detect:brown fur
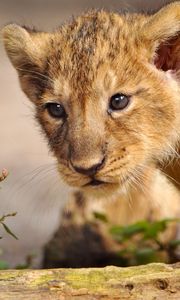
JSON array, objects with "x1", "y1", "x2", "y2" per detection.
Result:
[{"x1": 2, "y1": 2, "x2": 180, "y2": 239}]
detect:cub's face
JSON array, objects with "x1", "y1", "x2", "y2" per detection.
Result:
[{"x1": 3, "y1": 3, "x2": 180, "y2": 196}]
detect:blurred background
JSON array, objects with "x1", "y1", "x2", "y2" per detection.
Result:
[{"x1": 0, "y1": 0, "x2": 175, "y2": 267}]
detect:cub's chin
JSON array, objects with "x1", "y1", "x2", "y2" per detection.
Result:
[{"x1": 81, "y1": 181, "x2": 122, "y2": 199}]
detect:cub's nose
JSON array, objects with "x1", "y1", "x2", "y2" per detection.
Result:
[{"x1": 71, "y1": 157, "x2": 105, "y2": 176}]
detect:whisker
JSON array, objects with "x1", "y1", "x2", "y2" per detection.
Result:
[
  {"x1": 122, "y1": 176, "x2": 133, "y2": 210},
  {"x1": 15, "y1": 163, "x2": 57, "y2": 193},
  {"x1": 159, "y1": 168, "x2": 180, "y2": 187},
  {"x1": 127, "y1": 165, "x2": 150, "y2": 196}
]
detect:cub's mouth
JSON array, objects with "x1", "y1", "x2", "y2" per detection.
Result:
[
  {"x1": 82, "y1": 177, "x2": 122, "y2": 197},
  {"x1": 82, "y1": 173, "x2": 130, "y2": 190},
  {"x1": 84, "y1": 179, "x2": 105, "y2": 187},
  {"x1": 83, "y1": 178, "x2": 121, "y2": 189}
]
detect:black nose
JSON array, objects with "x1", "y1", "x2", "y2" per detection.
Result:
[{"x1": 71, "y1": 157, "x2": 105, "y2": 176}]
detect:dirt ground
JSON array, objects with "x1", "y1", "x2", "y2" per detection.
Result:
[{"x1": 0, "y1": 0, "x2": 175, "y2": 267}]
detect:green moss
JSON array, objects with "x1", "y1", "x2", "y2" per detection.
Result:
[
  {"x1": 65, "y1": 264, "x2": 177, "y2": 291},
  {"x1": 66, "y1": 269, "x2": 106, "y2": 291},
  {"x1": 29, "y1": 272, "x2": 54, "y2": 287},
  {"x1": 0, "y1": 270, "x2": 21, "y2": 281}
]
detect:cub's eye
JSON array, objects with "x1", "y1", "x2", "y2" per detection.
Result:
[
  {"x1": 45, "y1": 102, "x2": 66, "y2": 119},
  {"x1": 109, "y1": 93, "x2": 130, "y2": 111}
]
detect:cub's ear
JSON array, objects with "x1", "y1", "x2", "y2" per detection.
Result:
[
  {"x1": 2, "y1": 24, "x2": 43, "y2": 69},
  {"x1": 142, "y1": 2, "x2": 180, "y2": 75},
  {"x1": 2, "y1": 24, "x2": 51, "y2": 102}
]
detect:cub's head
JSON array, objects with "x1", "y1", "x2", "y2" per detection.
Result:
[{"x1": 2, "y1": 2, "x2": 180, "y2": 196}]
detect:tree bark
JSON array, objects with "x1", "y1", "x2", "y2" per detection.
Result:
[{"x1": 0, "y1": 263, "x2": 180, "y2": 300}]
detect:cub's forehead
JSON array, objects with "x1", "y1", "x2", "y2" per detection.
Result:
[
  {"x1": 48, "y1": 11, "x2": 122, "y2": 74},
  {"x1": 46, "y1": 11, "x2": 146, "y2": 95}
]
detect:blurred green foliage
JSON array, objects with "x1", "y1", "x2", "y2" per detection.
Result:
[{"x1": 94, "y1": 212, "x2": 180, "y2": 266}]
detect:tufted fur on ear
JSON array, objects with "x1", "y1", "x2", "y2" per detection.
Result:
[
  {"x1": 2, "y1": 24, "x2": 51, "y2": 102},
  {"x1": 142, "y1": 2, "x2": 180, "y2": 77}
]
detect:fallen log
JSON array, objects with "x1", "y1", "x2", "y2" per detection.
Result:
[{"x1": 0, "y1": 263, "x2": 180, "y2": 300}]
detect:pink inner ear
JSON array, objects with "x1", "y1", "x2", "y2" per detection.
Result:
[{"x1": 154, "y1": 35, "x2": 180, "y2": 72}]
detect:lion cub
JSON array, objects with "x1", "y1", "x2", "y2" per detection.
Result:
[{"x1": 2, "y1": 2, "x2": 180, "y2": 240}]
